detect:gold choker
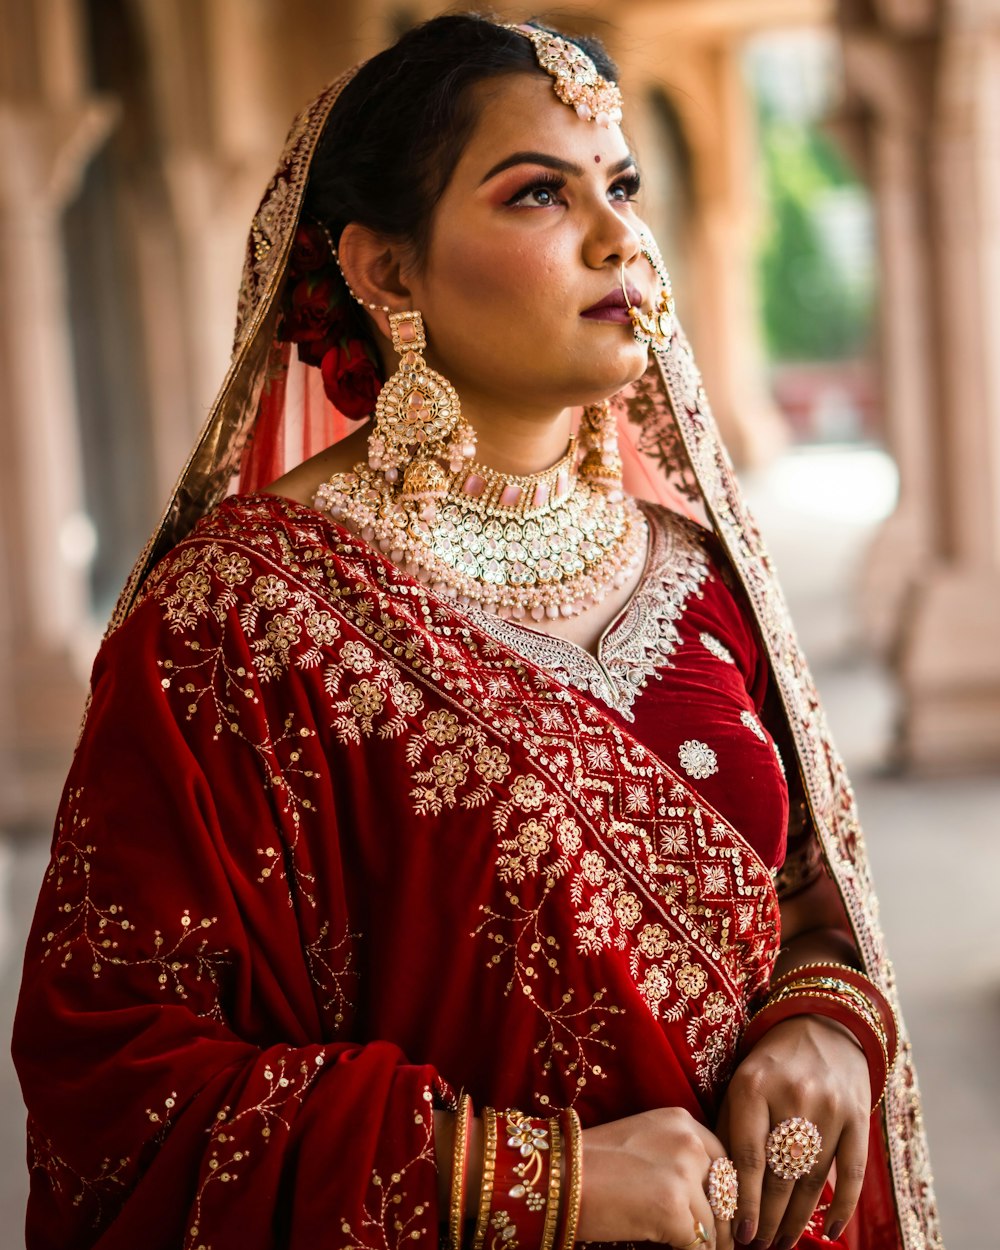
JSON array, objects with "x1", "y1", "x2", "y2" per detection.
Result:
[{"x1": 314, "y1": 441, "x2": 647, "y2": 621}]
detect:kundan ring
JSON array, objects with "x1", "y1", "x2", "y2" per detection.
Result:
[
  {"x1": 679, "y1": 1221, "x2": 710, "y2": 1249},
  {"x1": 765, "y1": 1117, "x2": 823, "y2": 1181},
  {"x1": 707, "y1": 1156, "x2": 739, "y2": 1220}
]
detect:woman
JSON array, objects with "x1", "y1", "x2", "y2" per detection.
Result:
[{"x1": 13, "y1": 15, "x2": 940, "y2": 1250}]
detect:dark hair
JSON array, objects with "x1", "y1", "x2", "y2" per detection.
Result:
[{"x1": 306, "y1": 13, "x2": 618, "y2": 262}]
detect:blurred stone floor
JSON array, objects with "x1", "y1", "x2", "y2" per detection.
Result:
[{"x1": 0, "y1": 445, "x2": 996, "y2": 1247}]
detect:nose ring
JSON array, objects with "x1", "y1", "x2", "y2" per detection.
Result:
[
  {"x1": 619, "y1": 244, "x2": 674, "y2": 348},
  {"x1": 619, "y1": 259, "x2": 637, "y2": 311}
]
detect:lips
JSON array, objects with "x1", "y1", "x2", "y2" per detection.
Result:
[{"x1": 581, "y1": 284, "x2": 643, "y2": 320}]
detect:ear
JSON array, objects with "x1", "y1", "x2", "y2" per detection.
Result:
[{"x1": 337, "y1": 222, "x2": 414, "y2": 340}]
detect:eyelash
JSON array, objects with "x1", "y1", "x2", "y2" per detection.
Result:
[{"x1": 506, "y1": 171, "x2": 642, "y2": 208}]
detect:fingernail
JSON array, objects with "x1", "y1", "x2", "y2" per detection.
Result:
[
  {"x1": 826, "y1": 1222, "x2": 845, "y2": 1242},
  {"x1": 736, "y1": 1221, "x2": 754, "y2": 1245},
  {"x1": 775, "y1": 1238, "x2": 794, "y2": 1250}
]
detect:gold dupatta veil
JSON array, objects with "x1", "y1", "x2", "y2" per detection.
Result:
[{"x1": 107, "y1": 62, "x2": 941, "y2": 1250}]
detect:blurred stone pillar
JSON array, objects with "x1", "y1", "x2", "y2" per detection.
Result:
[
  {"x1": 0, "y1": 0, "x2": 115, "y2": 829},
  {"x1": 621, "y1": 21, "x2": 788, "y2": 468},
  {"x1": 839, "y1": 26, "x2": 940, "y2": 649},
  {"x1": 842, "y1": 0, "x2": 1000, "y2": 770}
]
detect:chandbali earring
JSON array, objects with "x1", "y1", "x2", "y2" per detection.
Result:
[
  {"x1": 578, "y1": 400, "x2": 625, "y2": 499},
  {"x1": 370, "y1": 311, "x2": 477, "y2": 511},
  {"x1": 332, "y1": 247, "x2": 477, "y2": 510},
  {"x1": 621, "y1": 236, "x2": 676, "y2": 349}
]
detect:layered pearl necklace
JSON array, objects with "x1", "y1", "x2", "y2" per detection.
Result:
[{"x1": 313, "y1": 439, "x2": 647, "y2": 621}]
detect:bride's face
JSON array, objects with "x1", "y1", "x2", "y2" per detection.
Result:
[{"x1": 402, "y1": 72, "x2": 654, "y2": 417}]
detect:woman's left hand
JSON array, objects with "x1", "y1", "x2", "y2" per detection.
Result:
[{"x1": 715, "y1": 1014, "x2": 871, "y2": 1248}]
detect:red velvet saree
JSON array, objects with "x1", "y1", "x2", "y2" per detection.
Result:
[
  {"x1": 14, "y1": 52, "x2": 940, "y2": 1250},
  {"x1": 12, "y1": 494, "x2": 902, "y2": 1248}
]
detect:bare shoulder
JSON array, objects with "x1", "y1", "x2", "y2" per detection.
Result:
[{"x1": 262, "y1": 426, "x2": 370, "y2": 507}]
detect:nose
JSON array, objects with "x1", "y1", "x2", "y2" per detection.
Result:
[{"x1": 582, "y1": 198, "x2": 643, "y2": 272}]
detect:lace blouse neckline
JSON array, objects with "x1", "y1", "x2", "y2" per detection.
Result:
[{"x1": 460, "y1": 504, "x2": 710, "y2": 721}]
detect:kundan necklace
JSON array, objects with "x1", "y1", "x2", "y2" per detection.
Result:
[{"x1": 313, "y1": 433, "x2": 648, "y2": 622}]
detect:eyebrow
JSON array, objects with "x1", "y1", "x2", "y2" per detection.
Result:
[{"x1": 479, "y1": 150, "x2": 638, "y2": 185}]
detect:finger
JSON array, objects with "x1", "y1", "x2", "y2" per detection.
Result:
[
  {"x1": 673, "y1": 1200, "x2": 717, "y2": 1250},
  {"x1": 726, "y1": 1091, "x2": 770, "y2": 1245},
  {"x1": 714, "y1": 1210, "x2": 735, "y2": 1250},
  {"x1": 715, "y1": 1097, "x2": 732, "y2": 1154},
  {"x1": 695, "y1": 1195, "x2": 720, "y2": 1250},
  {"x1": 820, "y1": 1113, "x2": 870, "y2": 1242},
  {"x1": 772, "y1": 1134, "x2": 839, "y2": 1249},
  {"x1": 754, "y1": 1156, "x2": 798, "y2": 1248}
]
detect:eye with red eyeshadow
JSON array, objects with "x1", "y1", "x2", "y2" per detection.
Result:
[{"x1": 504, "y1": 170, "x2": 642, "y2": 209}]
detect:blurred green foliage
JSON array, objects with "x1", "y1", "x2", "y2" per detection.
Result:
[{"x1": 757, "y1": 110, "x2": 873, "y2": 361}]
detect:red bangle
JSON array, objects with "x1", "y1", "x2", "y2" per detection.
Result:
[
  {"x1": 768, "y1": 962, "x2": 899, "y2": 1066},
  {"x1": 739, "y1": 991, "x2": 889, "y2": 1111},
  {"x1": 490, "y1": 1110, "x2": 556, "y2": 1250}
]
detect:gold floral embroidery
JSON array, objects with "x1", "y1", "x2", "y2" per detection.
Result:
[
  {"x1": 678, "y1": 739, "x2": 718, "y2": 780},
  {"x1": 186, "y1": 1049, "x2": 335, "y2": 1250},
  {"x1": 700, "y1": 632, "x2": 735, "y2": 665},
  {"x1": 473, "y1": 882, "x2": 620, "y2": 1102},
  {"x1": 406, "y1": 714, "x2": 511, "y2": 816},
  {"x1": 326, "y1": 648, "x2": 424, "y2": 744},
  {"x1": 305, "y1": 921, "x2": 359, "y2": 1032},
  {"x1": 336, "y1": 1086, "x2": 438, "y2": 1250},
  {"x1": 28, "y1": 1128, "x2": 130, "y2": 1231},
  {"x1": 41, "y1": 788, "x2": 225, "y2": 1012}
]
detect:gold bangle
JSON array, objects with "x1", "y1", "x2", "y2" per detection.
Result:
[
  {"x1": 770, "y1": 960, "x2": 865, "y2": 985},
  {"x1": 769, "y1": 960, "x2": 900, "y2": 1067},
  {"x1": 764, "y1": 984, "x2": 888, "y2": 1057},
  {"x1": 471, "y1": 1106, "x2": 498, "y2": 1250},
  {"x1": 449, "y1": 1093, "x2": 473, "y2": 1250},
  {"x1": 540, "y1": 1116, "x2": 562, "y2": 1250},
  {"x1": 767, "y1": 979, "x2": 886, "y2": 1040},
  {"x1": 559, "y1": 1109, "x2": 583, "y2": 1250}
]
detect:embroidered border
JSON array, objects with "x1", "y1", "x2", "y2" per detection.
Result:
[{"x1": 652, "y1": 333, "x2": 942, "y2": 1250}]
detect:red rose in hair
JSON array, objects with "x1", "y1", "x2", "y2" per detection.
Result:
[
  {"x1": 295, "y1": 308, "x2": 352, "y2": 367},
  {"x1": 321, "y1": 340, "x2": 382, "y2": 420},
  {"x1": 285, "y1": 274, "x2": 341, "y2": 343},
  {"x1": 289, "y1": 222, "x2": 330, "y2": 276}
]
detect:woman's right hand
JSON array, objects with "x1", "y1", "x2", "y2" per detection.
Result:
[{"x1": 577, "y1": 1107, "x2": 734, "y2": 1250}]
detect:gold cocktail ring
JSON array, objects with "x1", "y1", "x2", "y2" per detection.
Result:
[
  {"x1": 679, "y1": 1220, "x2": 710, "y2": 1248},
  {"x1": 707, "y1": 1156, "x2": 739, "y2": 1220},
  {"x1": 765, "y1": 1117, "x2": 823, "y2": 1181}
]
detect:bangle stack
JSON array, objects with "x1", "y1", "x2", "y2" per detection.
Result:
[
  {"x1": 739, "y1": 961, "x2": 900, "y2": 1111},
  {"x1": 451, "y1": 1101, "x2": 584, "y2": 1250}
]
